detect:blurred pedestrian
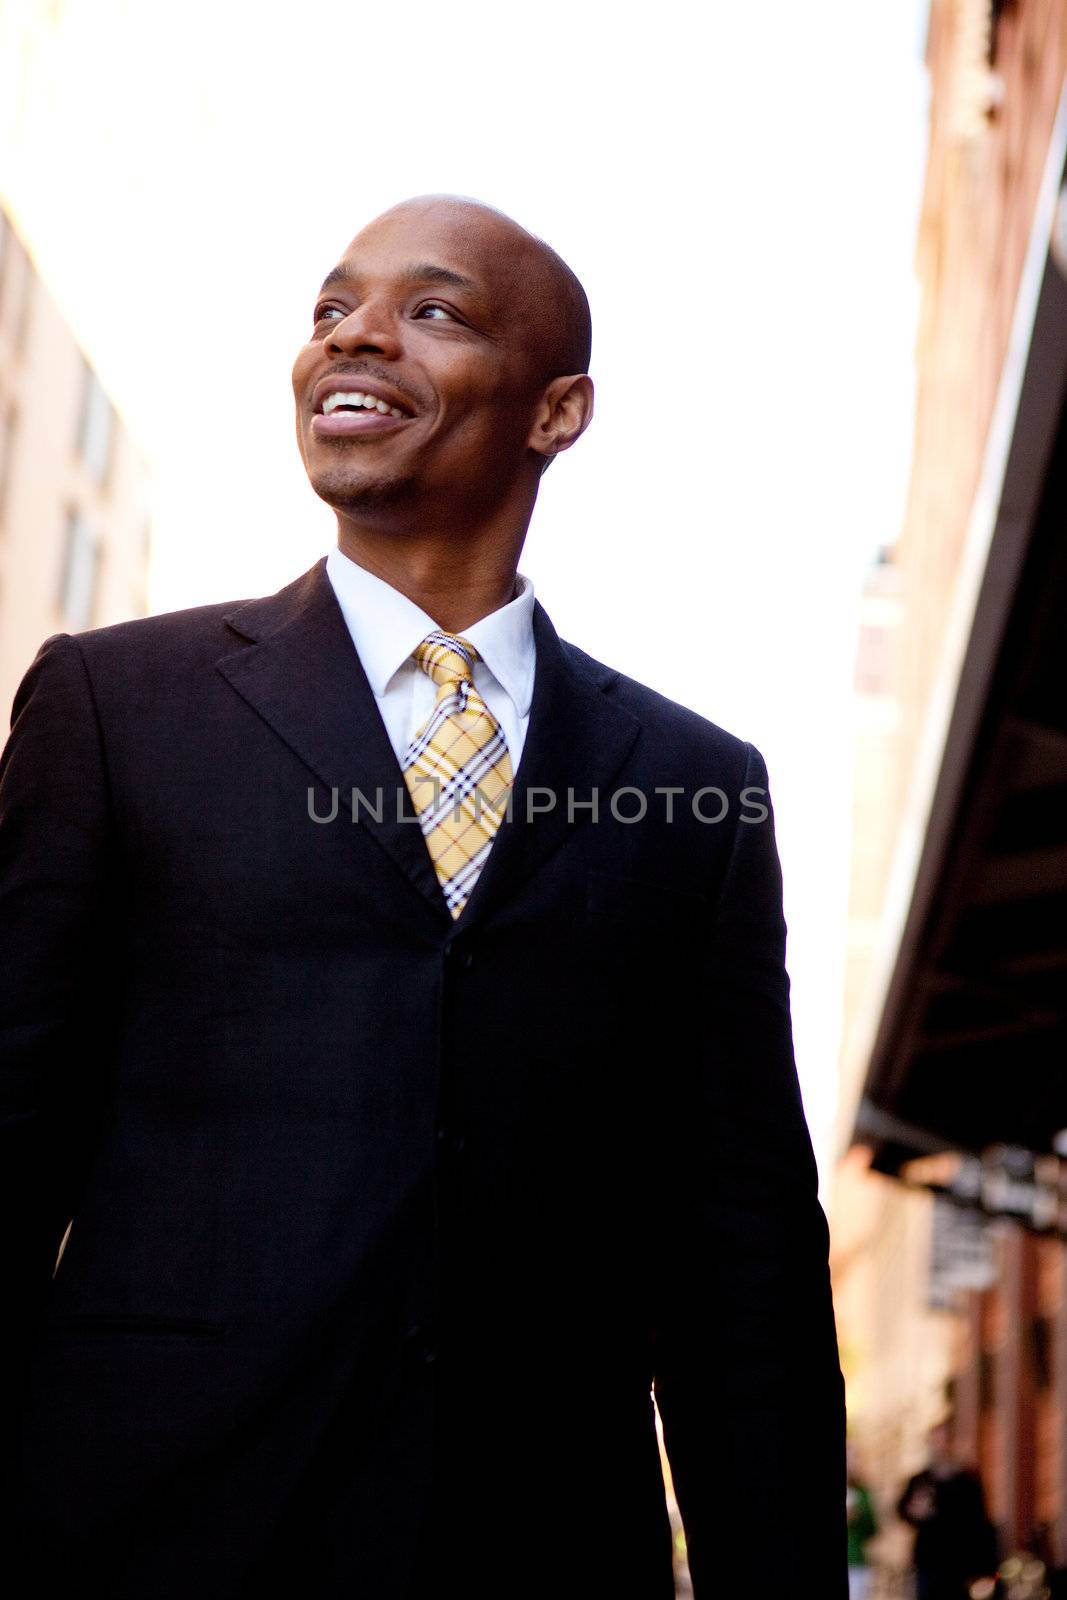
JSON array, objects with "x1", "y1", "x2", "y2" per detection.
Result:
[
  {"x1": 897, "y1": 1420, "x2": 997, "y2": 1600},
  {"x1": 846, "y1": 1445, "x2": 879, "y2": 1599}
]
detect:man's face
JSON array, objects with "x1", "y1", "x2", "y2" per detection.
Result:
[{"x1": 292, "y1": 201, "x2": 548, "y2": 521}]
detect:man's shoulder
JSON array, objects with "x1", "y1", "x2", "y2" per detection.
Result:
[
  {"x1": 74, "y1": 595, "x2": 253, "y2": 651},
  {"x1": 61, "y1": 558, "x2": 325, "y2": 666},
  {"x1": 557, "y1": 634, "x2": 757, "y2": 772},
  {"x1": 7, "y1": 592, "x2": 266, "y2": 734}
]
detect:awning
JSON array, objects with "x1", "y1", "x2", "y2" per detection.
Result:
[{"x1": 851, "y1": 137, "x2": 1067, "y2": 1176}]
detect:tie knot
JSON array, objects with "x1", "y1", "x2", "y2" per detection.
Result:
[{"x1": 413, "y1": 631, "x2": 480, "y2": 690}]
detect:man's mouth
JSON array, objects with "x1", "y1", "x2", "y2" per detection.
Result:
[
  {"x1": 309, "y1": 377, "x2": 417, "y2": 439},
  {"x1": 322, "y1": 390, "x2": 407, "y2": 420}
]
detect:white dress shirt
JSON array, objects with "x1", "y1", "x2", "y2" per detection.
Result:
[{"x1": 325, "y1": 544, "x2": 537, "y2": 771}]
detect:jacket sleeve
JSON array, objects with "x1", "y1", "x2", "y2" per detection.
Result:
[
  {"x1": 653, "y1": 741, "x2": 848, "y2": 1595},
  {"x1": 0, "y1": 633, "x2": 118, "y2": 1437}
]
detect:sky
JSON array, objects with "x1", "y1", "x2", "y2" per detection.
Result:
[{"x1": 0, "y1": 0, "x2": 931, "y2": 1183}]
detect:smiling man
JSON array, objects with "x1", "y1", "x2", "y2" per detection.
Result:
[{"x1": 0, "y1": 196, "x2": 847, "y2": 1597}]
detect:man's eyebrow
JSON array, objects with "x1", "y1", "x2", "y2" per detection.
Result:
[
  {"x1": 316, "y1": 261, "x2": 479, "y2": 297},
  {"x1": 399, "y1": 262, "x2": 478, "y2": 292},
  {"x1": 317, "y1": 265, "x2": 357, "y2": 296}
]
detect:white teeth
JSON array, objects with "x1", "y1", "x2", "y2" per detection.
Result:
[{"x1": 321, "y1": 390, "x2": 408, "y2": 417}]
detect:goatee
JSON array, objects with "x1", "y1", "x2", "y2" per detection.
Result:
[{"x1": 310, "y1": 462, "x2": 419, "y2": 515}]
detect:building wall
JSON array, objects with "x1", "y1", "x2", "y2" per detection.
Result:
[
  {"x1": 949, "y1": 1230, "x2": 1067, "y2": 1560},
  {"x1": 0, "y1": 206, "x2": 150, "y2": 720},
  {"x1": 898, "y1": 0, "x2": 1067, "y2": 783},
  {"x1": 830, "y1": 0, "x2": 1067, "y2": 1574}
]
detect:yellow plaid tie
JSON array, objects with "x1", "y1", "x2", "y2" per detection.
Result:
[{"x1": 402, "y1": 631, "x2": 514, "y2": 918}]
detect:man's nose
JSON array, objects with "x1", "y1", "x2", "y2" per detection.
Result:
[{"x1": 325, "y1": 299, "x2": 403, "y2": 360}]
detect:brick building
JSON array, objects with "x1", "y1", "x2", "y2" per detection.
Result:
[
  {"x1": 0, "y1": 204, "x2": 151, "y2": 718},
  {"x1": 831, "y1": 0, "x2": 1067, "y2": 1579}
]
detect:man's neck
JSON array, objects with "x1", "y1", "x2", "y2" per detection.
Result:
[{"x1": 336, "y1": 528, "x2": 523, "y2": 634}]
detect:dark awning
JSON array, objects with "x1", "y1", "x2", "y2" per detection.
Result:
[{"x1": 852, "y1": 182, "x2": 1067, "y2": 1177}]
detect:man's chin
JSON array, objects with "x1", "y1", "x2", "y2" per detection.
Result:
[{"x1": 308, "y1": 466, "x2": 419, "y2": 515}]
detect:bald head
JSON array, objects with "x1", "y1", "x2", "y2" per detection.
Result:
[
  {"x1": 364, "y1": 195, "x2": 592, "y2": 381},
  {"x1": 293, "y1": 192, "x2": 595, "y2": 529}
]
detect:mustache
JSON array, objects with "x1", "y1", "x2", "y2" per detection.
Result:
[{"x1": 319, "y1": 362, "x2": 425, "y2": 414}]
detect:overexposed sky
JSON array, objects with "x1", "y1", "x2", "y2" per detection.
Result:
[{"x1": 1, "y1": 0, "x2": 930, "y2": 1180}]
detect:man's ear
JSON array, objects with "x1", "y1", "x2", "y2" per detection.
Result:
[{"x1": 528, "y1": 374, "x2": 594, "y2": 471}]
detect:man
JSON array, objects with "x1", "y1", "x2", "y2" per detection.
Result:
[
  {"x1": 897, "y1": 1420, "x2": 998, "y2": 1600},
  {"x1": 0, "y1": 195, "x2": 847, "y2": 1596}
]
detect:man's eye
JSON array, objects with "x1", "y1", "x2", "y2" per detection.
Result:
[
  {"x1": 314, "y1": 305, "x2": 344, "y2": 324},
  {"x1": 415, "y1": 303, "x2": 455, "y2": 321}
]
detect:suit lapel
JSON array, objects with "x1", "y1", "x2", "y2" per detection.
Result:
[
  {"x1": 216, "y1": 557, "x2": 450, "y2": 927},
  {"x1": 453, "y1": 601, "x2": 641, "y2": 934},
  {"x1": 215, "y1": 559, "x2": 641, "y2": 936}
]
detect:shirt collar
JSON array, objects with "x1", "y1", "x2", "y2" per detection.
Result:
[
  {"x1": 325, "y1": 545, "x2": 536, "y2": 717},
  {"x1": 461, "y1": 570, "x2": 536, "y2": 719}
]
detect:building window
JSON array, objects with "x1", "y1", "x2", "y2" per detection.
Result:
[
  {"x1": 0, "y1": 222, "x2": 32, "y2": 353},
  {"x1": 76, "y1": 358, "x2": 114, "y2": 486},
  {"x1": 14, "y1": 245, "x2": 34, "y2": 355},
  {"x1": 978, "y1": 1348, "x2": 995, "y2": 1412},
  {"x1": 0, "y1": 402, "x2": 15, "y2": 529},
  {"x1": 58, "y1": 508, "x2": 100, "y2": 631},
  {"x1": 988, "y1": 0, "x2": 1014, "y2": 65},
  {"x1": 1029, "y1": 1315, "x2": 1052, "y2": 1391},
  {"x1": 949, "y1": 0, "x2": 1005, "y2": 135}
]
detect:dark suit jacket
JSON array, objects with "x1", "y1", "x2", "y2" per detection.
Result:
[
  {"x1": 898, "y1": 1467, "x2": 998, "y2": 1580},
  {"x1": 0, "y1": 556, "x2": 847, "y2": 1597}
]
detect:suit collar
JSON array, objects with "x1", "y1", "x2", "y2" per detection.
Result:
[
  {"x1": 219, "y1": 557, "x2": 449, "y2": 930},
  {"x1": 449, "y1": 599, "x2": 640, "y2": 932},
  {"x1": 221, "y1": 556, "x2": 333, "y2": 646},
  {"x1": 217, "y1": 557, "x2": 640, "y2": 934}
]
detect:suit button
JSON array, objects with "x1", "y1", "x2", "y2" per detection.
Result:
[
  {"x1": 459, "y1": 950, "x2": 474, "y2": 969},
  {"x1": 403, "y1": 1323, "x2": 437, "y2": 1364}
]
